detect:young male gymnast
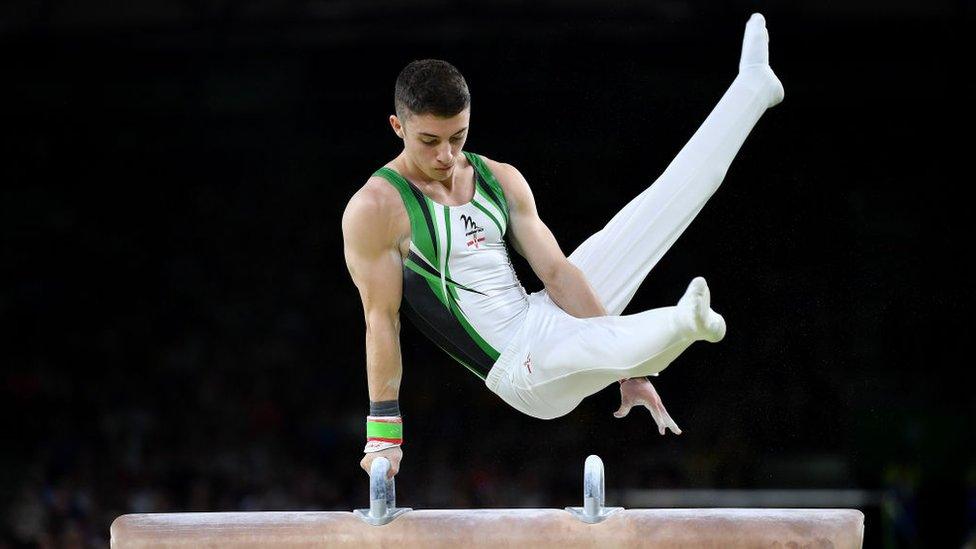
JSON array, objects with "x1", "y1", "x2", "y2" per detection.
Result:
[{"x1": 343, "y1": 13, "x2": 784, "y2": 478}]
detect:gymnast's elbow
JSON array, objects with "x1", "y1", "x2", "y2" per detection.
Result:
[
  {"x1": 364, "y1": 309, "x2": 400, "y2": 337},
  {"x1": 541, "y1": 260, "x2": 608, "y2": 318},
  {"x1": 539, "y1": 259, "x2": 582, "y2": 293}
]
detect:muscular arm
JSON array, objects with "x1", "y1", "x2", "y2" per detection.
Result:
[
  {"x1": 488, "y1": 161, "x2": 607, "y2": 319},
  {"x1": 486, "y1": 159, "x2": 678, "y2": 430},
  {"x1": 342, "y1": 184, "x2": 404, "y2": 403}
]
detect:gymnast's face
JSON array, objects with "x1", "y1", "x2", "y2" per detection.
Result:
[{"x1": 390, "y1": 108, "x2": 470, "y2": 182}]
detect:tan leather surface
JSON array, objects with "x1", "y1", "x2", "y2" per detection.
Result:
[{"x1": 111, "y1": 508, "x2": 864, "y2": 548}]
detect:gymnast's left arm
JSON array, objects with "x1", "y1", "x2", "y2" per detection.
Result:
[
  {"x1": 489, "y1": 161, "x2": 607, "y2": 319},
  {"x1": 489, "y1": 160, "x2": 681, "y2": 434}
]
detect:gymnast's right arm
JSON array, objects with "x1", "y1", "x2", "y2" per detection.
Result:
[{"x1": 342, "y1": 184, "x2": 405, "y2": 479}]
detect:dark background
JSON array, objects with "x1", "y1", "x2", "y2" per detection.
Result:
[{"x1": 2, "y1": 1, "x2": 973, "y2": 547}]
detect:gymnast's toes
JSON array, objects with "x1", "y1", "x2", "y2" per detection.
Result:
[{"x1": 703, "y1": 311, "x2": 727, "y2": 343}]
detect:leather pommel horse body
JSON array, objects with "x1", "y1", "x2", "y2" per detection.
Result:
[{"x1": 110, "y1": 456, "x2": 865, "y2": 548}]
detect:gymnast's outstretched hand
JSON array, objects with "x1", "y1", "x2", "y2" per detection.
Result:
[
  {"x1": 361, "y1": 446, "x2": 403, "y2": 480},
  {"x1": 614, "y1": 377, "x2": 682, "y2": 435}
]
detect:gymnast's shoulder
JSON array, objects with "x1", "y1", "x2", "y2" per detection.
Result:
[
  {"x1": 471, "y1": 154, "x2": 533, "y2": 204},
  {"x1": 341, "y1": 173, "x2": 407, "y2": 242}
]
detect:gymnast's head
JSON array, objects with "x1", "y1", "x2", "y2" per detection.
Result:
[{"x1": 390, "y1": 59, "x2": 470, "y2": 182}]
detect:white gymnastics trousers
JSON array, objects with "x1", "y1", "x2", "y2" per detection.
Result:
[{"x1": 485, "y1": 48, "x2": 784, "y2": 420}]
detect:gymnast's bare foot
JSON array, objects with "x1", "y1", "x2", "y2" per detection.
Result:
[
  {"x1": 614, "y1": 377, "x2": 682, "y2": 435},
  {"x1": 739, "y1": 13, "x2": 785, "y2": 108}
]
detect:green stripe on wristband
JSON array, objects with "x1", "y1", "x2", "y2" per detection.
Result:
[{"x1": 366, "y1": 420, "x2": 403, "y2": 440}]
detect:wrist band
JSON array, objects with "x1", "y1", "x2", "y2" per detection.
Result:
[
  {"x1": 364, "y1": 416, "x2": 403, "y2": 453},
  {"x1": 369, "y1": 399, "x2": 401, "y2": 416}
]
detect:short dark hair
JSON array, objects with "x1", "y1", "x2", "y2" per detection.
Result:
[{"x1": 394, "y1": 59, "x2": 470, "y2": 120}]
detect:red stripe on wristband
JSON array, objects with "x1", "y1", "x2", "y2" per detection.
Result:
[{"x1": 367, "y1": 437, "x2": 403, "y2": 444}]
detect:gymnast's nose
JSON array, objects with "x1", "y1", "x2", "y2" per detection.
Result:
[{"x1": 435, "y1": 142, "x2": 454, "y2": 164}]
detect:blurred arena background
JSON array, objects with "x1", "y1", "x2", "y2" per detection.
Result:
[{"x1": 1, "y1": 1, "x2": 973, "y2": 547}]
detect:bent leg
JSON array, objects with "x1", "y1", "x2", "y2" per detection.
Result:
[
  {"x1": 510, "y1": 278, "x2": 724, "y2": 419},
  {"x1": 568, "y1": 14, "x2": 784, "y2": 315},
  {"x1": 534, "y1": 309, "x2": 692, "y2": 396}
]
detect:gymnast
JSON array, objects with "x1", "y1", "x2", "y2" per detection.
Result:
[{"x1": 342, "y1": 13, "x2": 784, "y2": 478}]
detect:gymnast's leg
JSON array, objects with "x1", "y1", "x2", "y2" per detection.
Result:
[
  {"x1": 518, "y1": 277, "x2": 725, "y2": 419},
  {"x1": 567, "y1": 13, "x2": 784, "y2": 315},
  {"x1": 508, "y1": 15, "x2": 784, "y2": 420}
]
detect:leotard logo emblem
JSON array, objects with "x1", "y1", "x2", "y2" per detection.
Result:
[{"x1": 460, "y1": 214, "x2": 486, "y2": 249}]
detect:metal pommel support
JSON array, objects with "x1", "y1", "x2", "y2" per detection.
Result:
[
  {"x1": 566, "y1": 455, "x2": 624, "y2": 523},
  {"x1": 353, "y1": 457, "x2": 412, "y2": 526}
]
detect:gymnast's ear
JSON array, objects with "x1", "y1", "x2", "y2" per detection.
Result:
[{"x1": 389, "y1": 115, "x2": 404, "y2": 139}]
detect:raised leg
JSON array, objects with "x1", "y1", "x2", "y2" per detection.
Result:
[{"x1": 567, "y1": 13, "x2": 784, "y2": 315}]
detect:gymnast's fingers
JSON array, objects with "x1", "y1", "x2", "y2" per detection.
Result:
[{"x1": 360, "y1": 447, "x2": 403, "y2": 479}]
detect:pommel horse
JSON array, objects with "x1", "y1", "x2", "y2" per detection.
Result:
[{"x1": 111, "y1": 455, "x2": 864, "y2": 547}]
